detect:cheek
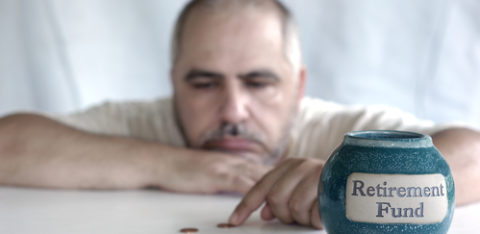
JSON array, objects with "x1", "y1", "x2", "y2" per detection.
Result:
[
  {"x1": 249, "y1": 84, "x2": 296, "y2": 143},
  {"x1": 176, "y1": 90, "x2": 220, "y2": 147}
]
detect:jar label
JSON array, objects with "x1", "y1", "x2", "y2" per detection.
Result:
[{"x1": 346, "y1": 173, "x2": 448, "y2": 224}]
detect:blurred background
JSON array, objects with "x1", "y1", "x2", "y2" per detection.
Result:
[{"x1": 1, "y1": 0, "x2": 479, "y2": 128}]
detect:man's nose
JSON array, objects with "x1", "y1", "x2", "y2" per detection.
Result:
[{"x1": 220, "y1": 85, "x2": 250, "y2": 124}]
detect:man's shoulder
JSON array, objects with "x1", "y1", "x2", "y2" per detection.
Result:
[
  {"x1": 101, "y1": 96, "x2": 172, "y2": 110},
  {"x1": 298, "y1": 96, "x2": 403, "y2": 119},
  {"x1": 78, "y1": 96, "x2": 174, "y2": 117},
  {"x1": 299, "y1": 96, "x2": 341, "y2": 111},
  {"x1": 48, "y1": 96, "x2": 177, "y2": 138}
]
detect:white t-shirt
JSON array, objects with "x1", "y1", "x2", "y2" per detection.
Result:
[{"x1": 51, "y1": 97, "x2": 453, "y2": 161}]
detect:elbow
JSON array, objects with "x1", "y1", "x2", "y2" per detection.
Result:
[
  {"x1": 432, "y1": 127, "x2": 480, "y2": 206},
  {"x1": 0, "y1": 113, "x2": 47, "y2": 154},
  {"x1": 0, "y1": 112, "x2": 52, "y2": 129}
]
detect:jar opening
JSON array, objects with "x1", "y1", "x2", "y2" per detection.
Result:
[{"x1": 344, "y1": 130, "x2": 432, "y2": 148}]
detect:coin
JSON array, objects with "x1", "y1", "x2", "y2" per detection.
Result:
[
  {"x1": 179, "y1": 227, "x2": 198, "y2": 233},
  {"x1": 217, "y1": 223, "x2": 236, "y2": 228}
]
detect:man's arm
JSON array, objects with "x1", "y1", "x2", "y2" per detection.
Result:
[
  {"x1": 432, "y1": 127, "x2": 480, "y2": 206},
  {"x1": 0, "y1": 113, "x2": 269, "y2": 193}
]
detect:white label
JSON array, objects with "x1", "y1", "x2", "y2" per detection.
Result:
[{"x1": 346, "y1": 173, "x2": 448, "y2": 224}]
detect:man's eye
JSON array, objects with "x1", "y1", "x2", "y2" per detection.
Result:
[
  {"x1": 246, "y1": 81, "x2": 269, "y2": 89},
  {"x1": 192, "y1": 82, "x2": 218, "y2": 89}
]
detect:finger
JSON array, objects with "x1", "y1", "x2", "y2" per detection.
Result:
[
  {"x1": 288, "y1": 166, "x2": 322, "y2": 226},
  {"x1": 245, "y1": 163, "x2": 273, "y2": 182},
  {"x1": 212, "y1": 163, "x2": 258, "y2": 194},
  {"x1": 260, "y1": 203, "x2": 275, "y2": 221},
  {"x1": 228, "y1": 159, "x2": 302, "y2": 226},
  {"x1": 223, "y1": 160, "x2": 272, "y2": 194},
  {"x1": 221, "y1": 176, "x2": 256, "y2": 195},
  {"x1": 310, "y1": 200, "x2": 323, "y2": 229},
  {"x1": 223, "y1": 156, "x2": 272, "y2": 183},
  {"x1": 267, "y1": 160, "x2": 318, "y2": 224}
]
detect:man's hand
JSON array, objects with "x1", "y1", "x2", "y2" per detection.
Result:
[
  {"x1": 155, "y1": 149, "x2": 272, "y2": 194},
  {"x1": 228, "y1": 158, "x2": 324, "y2": 229},
  {"x1": 432, "y1": 127, "x2": 480, "y2": 205}
]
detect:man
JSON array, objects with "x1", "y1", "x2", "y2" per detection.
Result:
[{"x1": 0, "y1": 0, "x2": 479, "y2": 230}]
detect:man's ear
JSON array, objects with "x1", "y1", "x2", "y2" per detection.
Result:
[{"x1": 297, "y1": 65, "x2": 307, "y2": 104}]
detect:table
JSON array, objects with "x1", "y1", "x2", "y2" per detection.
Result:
[{"x1": 1, "y1": 187, "x2": 479, "y2": 233}]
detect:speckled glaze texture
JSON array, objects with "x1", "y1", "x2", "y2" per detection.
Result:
[{"x1": 318, "y1": 130, "x2": 455, "y2": 234}]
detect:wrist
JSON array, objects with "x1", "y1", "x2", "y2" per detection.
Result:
[{"x1": 135, "y1": 143, "x2": 179, "y2": 189}]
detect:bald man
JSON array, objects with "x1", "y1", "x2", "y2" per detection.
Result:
[{"x1": 1, "y1": 0, "x2": 479, "y2": 229}]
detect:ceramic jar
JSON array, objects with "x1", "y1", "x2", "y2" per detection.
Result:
[{"x1": 318, "y1": 130, "x2": 454, "y2": 234}]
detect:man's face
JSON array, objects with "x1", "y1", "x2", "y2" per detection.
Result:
[{"x1": 171, "y1": 9, "x2": 304, "y2": 164}]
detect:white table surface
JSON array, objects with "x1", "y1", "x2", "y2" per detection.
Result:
[{"x1": 1, "y1": 187, "x2": 479, "y2": 234}]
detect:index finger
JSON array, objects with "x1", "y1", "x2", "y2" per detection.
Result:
[{"x1": 228, "y1": 159, "x2": 302, "y2": 225}]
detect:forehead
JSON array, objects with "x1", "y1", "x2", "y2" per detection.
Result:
[{"x1": 176, "y1": 7, "x2": 289, "y2": 72}]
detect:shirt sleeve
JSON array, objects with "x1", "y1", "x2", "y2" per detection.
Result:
[
  {"x1": 45, "y1": 98, "x2": 185, "y2": 147},
  {"x1": 289, "y1": 97, "x2": 463, "y2": 160}
]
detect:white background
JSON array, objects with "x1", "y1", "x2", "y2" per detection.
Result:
[{"x1": 1, "y1": 0, "x2": 479, "y2": 128}]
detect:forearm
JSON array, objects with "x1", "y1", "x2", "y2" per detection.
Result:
[
  {"x1": 0, "y1": 113, "x2": 168, "y2": 189},
  {"x1": 432, "y1": 127, "x2": 480, "y2": 206}
]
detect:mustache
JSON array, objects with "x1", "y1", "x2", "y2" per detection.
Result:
[{"x1": 201, "y1": 123, "x2": 265, "y2": 144}]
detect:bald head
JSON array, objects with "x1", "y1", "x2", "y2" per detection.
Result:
[{"x1": 170, "y1": 0, "x2": 302, "y2": 71}]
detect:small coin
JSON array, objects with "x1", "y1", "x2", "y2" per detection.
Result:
[
  {"x1": 179, "y1": 227, "x2": 198, "y2": 233},
  {"x1": 217, "y1": 223, "x2": 236, "y2": 228}
]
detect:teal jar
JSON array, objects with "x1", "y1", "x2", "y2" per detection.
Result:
[{"x1": 318, "y1": 130, "x2": 454, "y2": 234}]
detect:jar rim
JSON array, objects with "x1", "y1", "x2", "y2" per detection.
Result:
[{"x1": 344, "y1": 130, "x2": 433, "y2": 148}]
